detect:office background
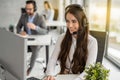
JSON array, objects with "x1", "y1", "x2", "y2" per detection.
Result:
[
  {"x1": 0, "y1": 0, "x2": 59, "y2": 28},
  {"x1": 0, "y1": 0, "x2": 120, "y2": 69},
  {"x1": 0, "y1": 0, "x2": 120, "y2": 79}
]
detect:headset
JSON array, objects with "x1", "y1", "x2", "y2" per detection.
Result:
[
  {"x1": 26, "y1": 0, "x2": 37, "y2": 12},
  {"x1": 65, "y1": 4, "x2": 88, "y2": 35},
  {"x1": 65, "y1": 4, "x2": 83, "y2": 12}
]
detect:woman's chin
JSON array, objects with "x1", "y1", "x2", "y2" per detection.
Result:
[{"x1": 70, "y1": 32, "x2": 73, "y2": 34}]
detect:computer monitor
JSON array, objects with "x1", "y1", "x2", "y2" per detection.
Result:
[{"x1": 0, "y1": 29, "x2": 27, "y2": 80}]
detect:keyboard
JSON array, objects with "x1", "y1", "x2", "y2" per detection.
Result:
[
  {"x1": 27, "y1": 38, "x2": 35, "y2": 41},
  {"x1": 27, "y1": 77, "x2": 41, "y2": 80}
]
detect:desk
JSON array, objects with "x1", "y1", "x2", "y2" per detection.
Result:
[
  {"x1": 18, "y1": 34, "x2": 52, "y2": 66},
  {"x1": 28, "y1": 71, "x2": 120, "y2": 80},
  {"x1": 46, "y1": 21, "x2": 66, "y2": 26},
  {"x1": 26, "y1": 35, "x2": 51, "y2": 46},
  {"x1": 46, "y1": 21, "x2": 66, "y2": 33},
  {"x1": 55, "y1": 74, "x2": 78, "y2": 80},
  {"x1": 27, "y1": 35, "x2": 51, "y2": 66},
  {"x1": 109, "y1": 72, "x2": 120, "y2": 80},
  {"x1": 55, "y1": 72, "x2": 120, "y2": 80}
]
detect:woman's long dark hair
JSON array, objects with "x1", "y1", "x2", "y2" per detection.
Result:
[{"x1": 58, "y1": 4, "x2": 89, "y2": 74}]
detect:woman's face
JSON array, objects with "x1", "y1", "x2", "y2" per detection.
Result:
[
  {"x1": 66, "y1": 13, "x2": 79, "y2": 34},
  {"x1": 44, "y1": 3, "x2": 48, "y2": 9}
]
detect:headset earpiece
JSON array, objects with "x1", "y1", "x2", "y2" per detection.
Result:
[{"x1": 33, "y1": 1, "x2": 37, "y2": 12}]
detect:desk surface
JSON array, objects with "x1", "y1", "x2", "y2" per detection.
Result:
[
  {"x1": 34, "y1": 72, "x2": 120, "y2": 80},
  {"x1": 46, "y1": 21, "x2": 66, "y2": 26},
  {"x1": 17, "y1": 34, "x2": 52, "y2": 46},
  {"x1": 55, "y1": 72, "x2": 120, "y2": 80},
  {"x1": 45, "y1": 73, "x2": 119, "y2": 80},
  {"x1": 26, "y1": 35, "x2": 52, "y2": 46},
  {"x1": 109, "y1": 72, "x2": 120, "y2": 80},
  {"x1": 17, "y1": 34, "x2": 51, "y2": 66},
  {"x1": 55, "y1": 74, "x2": 78, "y2": 80}
]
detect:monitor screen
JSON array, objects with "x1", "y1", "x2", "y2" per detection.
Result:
[{"x1": 0, "y1": 29, "x2": 27, "y2": 80}]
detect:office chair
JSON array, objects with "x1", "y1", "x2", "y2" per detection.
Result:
[{"x1": 90, "y1": 30, "x2": 107, "y2": 63}]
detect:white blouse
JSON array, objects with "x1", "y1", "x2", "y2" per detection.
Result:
[
  {"x1": 41, "y1": 9, "x2": 54, "y2": 21},
  {"x1": 46, "y1": 33, "x2": 98, "y2": 80}
]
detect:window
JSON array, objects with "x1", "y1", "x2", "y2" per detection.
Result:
[
  {"x1": 107, "y1": 0, "x2": 120, "y2": 67},
  {"x1": 87, "y1": 0, "x2": 120, "y2": 68},
  {"x1": 87, "y1": 0, "x2": 107, "y2": 31}
]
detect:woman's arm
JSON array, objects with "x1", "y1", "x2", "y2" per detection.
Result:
[{"x1": 46, "y1": 34, "x2": 65, "y2": 76}]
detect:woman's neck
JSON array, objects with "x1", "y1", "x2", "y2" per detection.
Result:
[
  {"x1": 45, "y1": 7, "x2": 49, "y2": 10},
  {"x1": 73, "y1": 35, "x2": 77, "y2": 39}
]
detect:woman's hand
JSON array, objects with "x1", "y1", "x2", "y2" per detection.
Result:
[{"x1": 44, "y1": 75, "x2": 55, "y2": 80}]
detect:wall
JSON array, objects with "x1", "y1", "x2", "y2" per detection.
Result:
[
  {"x1": 0, "y1": 0, "x2": 59, "y2": 29},
  {"x1": 0, "y1": 0, "x2": 25, "y2": 28}
]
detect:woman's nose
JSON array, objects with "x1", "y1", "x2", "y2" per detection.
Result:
[{"x1": 68, "y1": 22, "x2": 73, "y2": 28}]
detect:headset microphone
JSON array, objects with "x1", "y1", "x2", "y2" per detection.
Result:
[{"x1": 72, "y1": 31, "x2": 77, "y2": 35}]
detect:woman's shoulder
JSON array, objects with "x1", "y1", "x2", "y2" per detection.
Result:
[
  {"x1": 55, "y1": 33, "x2": 65, "y2": 45},
  {"x1": 57, "y1": 33, "x2": 65, "y2": 40},
  {"x1": 88, "y1": 34, "x2": 97, "y2": 45},
  {"x1": 58, "y1": 33, "x2": 65, "y2": 40}
]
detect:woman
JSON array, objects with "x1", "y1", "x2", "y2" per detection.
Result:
[
  {"x1": 42, "y1": 1, "x2": 54, "y2": 21},
  {"x1": 45, "y1": 4, "x2": 98, "y2": 80}
]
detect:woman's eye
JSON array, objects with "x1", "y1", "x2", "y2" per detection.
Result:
[
  {"x1": 66, "y1": 20, "x2": 69, "y2": 23},
  {"x1": 72, "y1": 20, "x2": 77, "y2": 23}
]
